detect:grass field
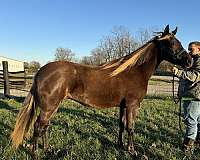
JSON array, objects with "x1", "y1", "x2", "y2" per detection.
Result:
[{"x1": 0, "y1": 96, "x2": 200, "y2": 160}]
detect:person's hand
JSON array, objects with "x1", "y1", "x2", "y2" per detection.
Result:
[{"x1": 172, "y1": 67, "x2": 179, "y2": 75}]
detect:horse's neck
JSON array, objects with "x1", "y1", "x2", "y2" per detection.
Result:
[{"x1": 142, "y1": 46, "x2": 159, "y2": 80}]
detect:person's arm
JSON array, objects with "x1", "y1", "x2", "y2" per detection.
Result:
[
  {"x1": 173, "y1": 58, "x2": 200, "y2": 83},
  {"x1": 175, "y1": 69, "x2": 200, "y2": 83}
]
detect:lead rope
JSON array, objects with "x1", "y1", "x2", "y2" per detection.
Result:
[
  {"x1": 172, "y1": 74, "x2": 180, "y2": 104},
  {"x1": 172, "y1": 74, "x2": 184, "y2": 136}
]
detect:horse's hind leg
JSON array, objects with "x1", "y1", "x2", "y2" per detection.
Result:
[
  {"x1": 31, "y1": 117, "x2": 39, "y2": 152},
  {"x1": 32, "y1": 106, "x2": 59, "y2": 153},
  {"x1": 118, "y1": 99, "x2": 126, "y2": 148},
  {"x1": 42, "y1": 121, "x2": 50, "y2": 150}
]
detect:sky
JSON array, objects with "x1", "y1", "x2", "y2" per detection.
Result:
[{"x1": 0, "y1": 0, "x2": 200, "y2": 65}]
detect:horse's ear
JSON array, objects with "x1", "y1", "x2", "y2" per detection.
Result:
[
  {"x1": 172, "y1": 27, "x2": 178, "y2": 35},
  {"x1": 163, "y1": 25, "x2": 170, "y2": 35}
]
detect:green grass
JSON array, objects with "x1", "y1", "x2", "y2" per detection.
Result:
[{"x1": 0, "y1": 96, "x2": 200, "y2": 160}]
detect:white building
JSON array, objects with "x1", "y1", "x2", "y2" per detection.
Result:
[{"x1": 0, "y1": 56, "x2": 24, "y2": 72}]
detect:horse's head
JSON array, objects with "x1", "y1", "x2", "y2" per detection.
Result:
[{"x1": 157, "y1": 25, "x2": 192, "y2": 68}]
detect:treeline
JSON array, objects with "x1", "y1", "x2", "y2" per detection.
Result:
[
  {"x1": 24, "y1": 61, "x2": 41, "y2": 74},
  {"x1": 25, "y1": 26, "x2": 172, "y2": 74},
  {"x1": 57, "y1": 26, "x2": 154, "y2": 65}
]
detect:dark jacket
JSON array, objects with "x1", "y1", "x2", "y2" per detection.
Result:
[{"x1": 177, "y1": 55, "x2": 200, "y2": 100}]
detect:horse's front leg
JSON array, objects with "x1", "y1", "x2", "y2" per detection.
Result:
[
  {"x1": 126, "y1": 105, "x2": 134, "y2": 152},
  {"x1": 126, "y1": 102, "x2": 139, "y2": 155},
  {"x1": 118, "y1": 99, "x2": 126, "y2": 148}
]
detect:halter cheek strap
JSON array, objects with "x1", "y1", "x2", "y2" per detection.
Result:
[{"x1": 176, "y1": 48, "x2": 187, "y2": 59}]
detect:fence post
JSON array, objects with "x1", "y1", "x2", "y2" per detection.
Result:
[
  {"x1": 24, "y1": 63, "x2": 26, "y2": 87},
  {"x1": 3, "y1": 61, "x2": 10, "y2": 98}
]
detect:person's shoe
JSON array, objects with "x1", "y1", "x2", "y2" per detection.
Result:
[{"x1": 182, "y1": 138, "x2": 194, "y2": 154}]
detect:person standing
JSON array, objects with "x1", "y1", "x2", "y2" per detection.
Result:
[{"x1": 172, "y1": 41, "x2": 200, "y2": 153}]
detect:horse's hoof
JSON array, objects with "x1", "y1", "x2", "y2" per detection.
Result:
[
  {"x1": 128, "y1": 145, "x2": 138, "y2": 157},
  {"x1": 26, "y1": 143, "x2": 34, "y2": 151},
  {"x1": 43, "y1": 145, "x2": 49, "y2": 151},
  {"x1": 31, "y1": 151, "x2": 38, "y2": 160},
  {"x1": 129, "y1": 150, "x2": 138, "y2": 157}
]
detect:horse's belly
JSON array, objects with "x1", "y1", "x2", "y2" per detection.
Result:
[
  {"x1": 85, "y1": 91, "x2": 121, "y2": 108},
  {"x1": 70, "y1": 91, "x2": 120, "y2": 108}
]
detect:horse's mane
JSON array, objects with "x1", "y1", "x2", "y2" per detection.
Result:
[
  {"x1": 102, "y1": 40, "x2": 154, "y2": 70},
  {"x1": 102, "y1": 37, "x2": 158, "y2": 76}
]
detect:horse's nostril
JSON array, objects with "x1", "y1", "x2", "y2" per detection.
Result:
[{"x1": 186, "y1": 59, "x2": 193, "y2": 68}]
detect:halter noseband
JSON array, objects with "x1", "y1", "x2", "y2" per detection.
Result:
[{"x1": 175, "y1": 48, "x2": 187, "y2": 59}]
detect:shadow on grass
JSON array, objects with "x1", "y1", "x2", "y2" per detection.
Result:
[
  {"x1": 0, "y1": 99, "x2": 19, "y2": 114},
  {"x1": 0, "y1": 95, "x2": 25, "y2": 114},
  {"x1": 0, "y1": 93, "x2": 25, "y2": 102},
  {"x1": 11, "y1": 96, "x2": 25, "y2": 103},
  {"x1": 58, "y1": 107, "x2": 118, "y2": 130},
  {"x1": 43, "y1": 131, "x2": 127, "y2": 160},
  {"x1": 48, "y1": 104, "x2": 185, "y2": 159},
  {"x1": 5, "y1": 98, "x2": 185, "y2": 159},
  {"x1": 0, "y1": 121, "x2": 13, "y2": 145},
  {"x1": 134, "y1": 114, "x2": 184, "y2": 159},
  {"x1": 42, "y1": 106, "x2": 124, "y2": 159}
]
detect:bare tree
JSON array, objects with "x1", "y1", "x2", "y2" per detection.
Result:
[
  {"x1": 90, "y1": 48, "x2": 105, "y2": 65},
  {"x1": 100, "y1": 36, "x2": 114, "y2": 62},
  {"x1": 80, "y1": 48, "x2": 105, "y2": 65},
  {"x1": 111, "y1": 26, "x2": 139, "y2": 58},
  {"x1": 99, "y1": 26, "x2": 139, "y2": 62},
  {"x1": 136, "y1": 26, "x2": 158, "y2": 45},
  {"x1": 81, "y1": 26, "x2": 156, "y2": 66},
  {"x1": 81, "y1": 56, "x2": 94, "y2": 65},
  {"x1": 54, "y1": 47, "x2": 75, "y2": 61},
  {"x1": 28, "y1": 61, "x2": 41, "y2": 73}
]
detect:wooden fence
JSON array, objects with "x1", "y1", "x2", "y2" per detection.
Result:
[{"x1": 0, "y1": 61, "x2": 33, "y2": 97}]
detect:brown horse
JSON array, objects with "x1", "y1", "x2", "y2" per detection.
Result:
[{"x1": 11, "y1": 25, "x2": 192, "y2": 154}]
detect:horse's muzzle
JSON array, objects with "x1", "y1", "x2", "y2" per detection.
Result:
[{"x1": 185, "y1": 56, "x2": 193, "y2": 68}]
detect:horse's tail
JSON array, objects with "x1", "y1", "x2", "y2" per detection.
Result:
[{"x1": 11, "y1": 80, "x2": 38, "y2": 149}]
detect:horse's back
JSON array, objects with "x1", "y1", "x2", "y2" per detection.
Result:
[{"x1": 34, "y1": 61, "x2": 98, "y2": 104}]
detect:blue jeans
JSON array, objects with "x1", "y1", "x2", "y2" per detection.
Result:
[{"x1": 183, "y1": 100, "x2": 200, "y2": 140}]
